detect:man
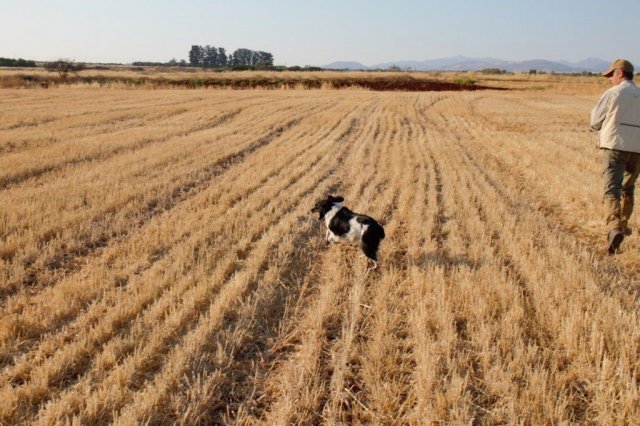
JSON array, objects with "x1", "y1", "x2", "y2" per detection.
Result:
[{"x1": 590, "y1": 59, "x2": 640, "y2": 254}]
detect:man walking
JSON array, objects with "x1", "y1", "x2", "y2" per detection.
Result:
[{"x1": 591, "y1": 59, "x2": 640, "y2": 254}]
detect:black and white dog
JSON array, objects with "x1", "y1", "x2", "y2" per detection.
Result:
[{"x1": 311, "y1": 195, "x2": 385, "y2": 267}]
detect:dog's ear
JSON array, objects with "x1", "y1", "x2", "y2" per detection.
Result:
[{"x1": 329, "y1": 195, "x2": 344, "y2": 203}]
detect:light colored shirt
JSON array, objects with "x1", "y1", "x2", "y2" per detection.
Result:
[{"x1": 590, "y1": 80, "x2": 640, "y2": 153}]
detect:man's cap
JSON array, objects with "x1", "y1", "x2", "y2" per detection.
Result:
[{"x1": 602, "y1": 59, "x2": 634, "y2": 77}]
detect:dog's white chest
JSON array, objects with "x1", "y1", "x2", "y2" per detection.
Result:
[{"x1": 323, "y1": 205, "x2": 341, "y2": 228}]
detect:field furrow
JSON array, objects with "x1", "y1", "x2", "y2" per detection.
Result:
[
  {"x1": 0, "y1": 96, "x2": 335, "y2": 304},
  {"x1": 423, "y1": 94, "x2": 640, "y2": 422},
  {"x1": 1, "y1": 86, "x2": 638, "y2": 424},
  {"x1": 0, "y1": 96, "x2": 354, "y2": 365},
  {"x1": 245, "y1": 96, "x2": 397, "y2": 425},
  {"x1": 3, "y1": 96, "x2": 369, "y2": 425}
]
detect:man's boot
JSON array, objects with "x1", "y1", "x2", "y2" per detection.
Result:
[
  {"x1": 605, "y1": 197, "x2": 624, "y2": 254},
  {"x1": 621, "y1": 195, "x2": 634, "y2": 236}
]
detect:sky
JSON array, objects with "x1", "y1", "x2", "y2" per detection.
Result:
[{"x1": 2, "y1": 0, "x2": 639, "y2": 67}]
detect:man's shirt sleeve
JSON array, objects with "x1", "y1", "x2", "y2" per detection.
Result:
[{"x1": 590, "y1": 91, "x2": 611, "y2": 131}]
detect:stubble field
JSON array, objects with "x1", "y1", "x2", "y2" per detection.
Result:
[{"x1": 1, "y1": 76, "x2": 639, "y2": 424}]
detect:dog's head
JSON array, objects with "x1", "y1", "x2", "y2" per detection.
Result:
[{"x1": 311, "y1": 195, "x2": 344, "y2": 219}]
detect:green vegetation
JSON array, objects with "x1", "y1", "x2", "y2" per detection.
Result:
[
  {"x1": 188, "y1": 45, "x2": 274, "y2": 70},
  {"x1": 453, "y1": 77, "x2": 476, "y2": 85},
  {"x1": 133, "y1": 59, "x2": 188, "y2": 67},
  {"x1": 0, "y1": 57, "x2": 37, "y2": 67},
  {"x1": 480, "y1": 68, "x2": 507, "y2": 74}
]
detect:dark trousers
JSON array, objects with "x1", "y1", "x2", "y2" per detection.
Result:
[{"x1": 602, "y1": 148, "x2": 640, "y2": 200}]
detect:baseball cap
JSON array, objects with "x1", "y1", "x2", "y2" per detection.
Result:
[{"x1": 602, "y1": 59, "x2": 634, "y2": 77}]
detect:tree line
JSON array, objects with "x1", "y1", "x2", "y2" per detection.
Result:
[
  {"x1": 188, "y1": 45, "x2": 274, "y2": 69},
  {"x1": 0, "y1": 57, "x2": 37, "y2": 67}
]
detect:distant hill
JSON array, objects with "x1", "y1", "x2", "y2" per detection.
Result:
[
  {"x1": 374, "y1": 55, "x2": 503, "y2": 71},
  {"x1": 502, "y1": 59, "x2": 576, "y2": 73},
  {"x1": 323, "y1": 61, "x2": 369, "y2": 70},
  {"x1": 558, "y1": 57, "x2": 610, "y2": 72},
  {"x1": 323, "y1": 56, "x2": 611, "y2": 73}
]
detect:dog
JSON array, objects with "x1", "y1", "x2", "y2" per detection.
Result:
[{"x1": 311, "y1": 195, "x2": 385, "y2": 267}]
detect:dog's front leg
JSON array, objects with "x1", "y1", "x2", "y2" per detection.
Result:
[
  {"x1": 326, "y1": 230, "x2": 340, "y2": 244},
  {"x1": 325, "y1": 229, "x2": 332, "y2": 244}
]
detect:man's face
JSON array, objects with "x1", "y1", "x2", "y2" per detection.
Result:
[{"x1": 609, "y1": 69, "x2": 625, "y2": 86}]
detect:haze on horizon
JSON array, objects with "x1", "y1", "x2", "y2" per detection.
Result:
[{"x1": 1, "y1": 0, "x2": 639, "y2": 67}]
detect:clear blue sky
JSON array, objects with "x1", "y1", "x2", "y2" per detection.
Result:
[{"x1": 2, "y1": 0, "x2": 639, "y2": 67}]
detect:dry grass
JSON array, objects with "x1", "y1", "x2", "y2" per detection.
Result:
[
  {"x1": 0, "y1": 66, "x2": 614, "y2": 94},
  {"x1": 0, "y1": 74, "x2": 639, "y2": 424}
]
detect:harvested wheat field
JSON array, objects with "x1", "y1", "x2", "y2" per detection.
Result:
[{"x1": 1, "y1": 83, "x2": 639, "y2": 424}]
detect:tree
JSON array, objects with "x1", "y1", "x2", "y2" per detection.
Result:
[
  {"x1": 44, "y1": 59, "x2": 85, "y2": 79},
  {"x1": 188, "y1": 45, "x2": 204, "y2": 67},
  {"x1": 203, "y1": 45, "x2": 217, "y2": 68},
  {"x1": 230, "y1": 48, "x2": 253, "y2": 67},
  {"x1": 188, "y1": 45, "x2": 272, "y2": 69},
  {"x1": 254, "y1": 51, "x2": 274, "y2": 68},
  {"x1": 0, "y1": 57, "x2": 37, "y2": 67},
  {"x1": 217, "y1": 47, "x2": 227, "y2": 67}
]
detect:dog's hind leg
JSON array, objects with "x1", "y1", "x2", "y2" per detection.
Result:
[
  {"x1": 361, "y1": 241, "x2": 379, "y2": 266},
  {"x1": 361, "y1": 228, "x2": 381, "y2": 263},
  {"x1": 368, "y1": 259, "x2": 378, "y2": 270}
]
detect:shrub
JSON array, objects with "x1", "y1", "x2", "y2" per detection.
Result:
[
  {"x1": 453, "y1": 77, "x2": 476, "y2": 85},
  {"x1": 44, "y1": 60, "x2": 85, "y2": 79},
  {"x1": 480, "y1": 68, "x2": 507, "y2": 75}
]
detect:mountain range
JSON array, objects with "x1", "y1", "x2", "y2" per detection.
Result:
[{"x1": 323, "y1": 55, "x2": 611, "y2": 73}]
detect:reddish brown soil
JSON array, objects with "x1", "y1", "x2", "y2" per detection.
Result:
[{"x1": 330, "y1": 78, "x2": 502, "y2": 91}]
